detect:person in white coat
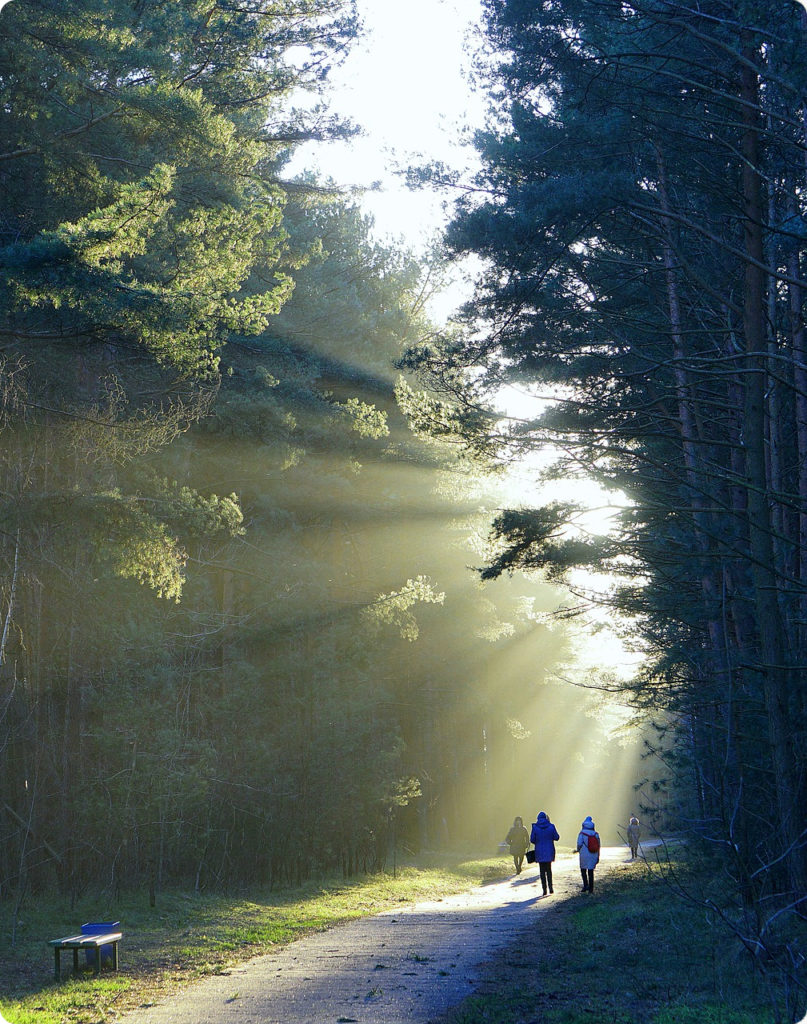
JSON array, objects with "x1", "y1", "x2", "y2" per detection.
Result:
[
  {"x1": 576, "y1": 815, "x2": 601, "y2": 893},
  {"x1": 626, "y1": 815, "x2": 641, "y2": 859}
]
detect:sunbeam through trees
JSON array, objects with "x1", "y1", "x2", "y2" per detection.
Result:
[{"x1": 3, "y1": 3, "x2": 806, "y2": 1014}]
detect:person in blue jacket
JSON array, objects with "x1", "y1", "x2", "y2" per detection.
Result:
[{"x1": 530, "y1": 811, "x2": 560, "y2": 895}]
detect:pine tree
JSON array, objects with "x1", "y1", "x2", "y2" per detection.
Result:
[{"x1": 412, "y1": 0, "x2": 807, "y2": 915}]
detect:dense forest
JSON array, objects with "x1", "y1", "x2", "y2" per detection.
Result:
[
  {"x1": 8, "y1": 0, "x2": 806, "y2": 984},
  {"x1": 0, "y1": 0, "x2": 645, "y2": 907},
  {"x1": 406, "y1": 0, "x2": 807, "y2": 969}
]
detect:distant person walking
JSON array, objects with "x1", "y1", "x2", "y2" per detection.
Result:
[
  {"x1": 626, "y1": 815, "x2": 641, "y2": 859},
  {"x1": 504, "y1": 816, "x2": 530, "y2": 874},
  {"x1": 530, "y1": 811, "x2": 560, "y2": 895},
  {"x1": 576, "y1": 815, "x2": 601, "y2": 893}
]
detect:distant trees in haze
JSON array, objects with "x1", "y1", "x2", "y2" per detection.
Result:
[{"x1": 0, "y1": 0, "x2": 606, "y2": 900}]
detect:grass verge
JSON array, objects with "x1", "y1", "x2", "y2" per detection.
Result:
[
  {"x1": 432, "y1": 853, "x2": 796, "y2": 1024},
  {"x1": 3, "y1": 851, "x2": 803, "y2": 1024},
  {"x1": 0, "y1": 853, "x2": 506, "y2": 1024}
]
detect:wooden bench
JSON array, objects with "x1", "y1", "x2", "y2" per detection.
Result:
[{"x1": 48, "y1": 931, "x2": 122, "y2": 980}]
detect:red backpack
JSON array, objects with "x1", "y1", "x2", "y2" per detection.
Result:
[{"x1": 586, "y1": 832, "x2": 600, "y2": 853}]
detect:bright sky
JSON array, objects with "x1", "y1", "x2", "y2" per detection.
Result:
[
  {"x1": 290, "y1": 0, "x2": 486, "y2": 251},
  {"x1": 290, "y1": 0, "x2": 644, "y2": 685}
]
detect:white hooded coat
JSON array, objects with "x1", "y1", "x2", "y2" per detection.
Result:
[{"x1": 576, "y1": 816, "x2": 600, "y2": 869}]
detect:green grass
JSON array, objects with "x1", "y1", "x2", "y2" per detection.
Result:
[
  {"x1": 2, "y1": 853, "x2": 802, "y2": 1024},
  {"x1": 433, "y1": 857, "x2": 791, "y2": 1024},
  {"x1": 0, "y1": 853, "x2": 506, "y2": 1024}
]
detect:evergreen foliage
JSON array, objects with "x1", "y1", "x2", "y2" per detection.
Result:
[
  {"x1": 0, "y1": 0, "x2": 599, "y2": 901},
  {"x1": 408, "y1": 0, "x2": 807, "y2": 973}
]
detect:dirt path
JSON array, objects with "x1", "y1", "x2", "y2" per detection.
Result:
[{"x1": 119, "y1": 847, "x2": 631, "y2": 1024}]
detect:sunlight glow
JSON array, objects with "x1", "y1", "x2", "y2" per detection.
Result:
[
  {"x1": 290, "y1": 0, "x2": 485, "y2": 251},
  {"x1": 481, "y1": 666, "x2": 644, "y2": 846},
  {"x1": 286, "y1": 0, "x2": 652, "y2": 849},
  {"x1": 486, "y1": 384, "x2": 648, "y2": 790}
]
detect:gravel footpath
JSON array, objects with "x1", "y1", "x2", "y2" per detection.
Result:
[{"x1": 119, "y1": 848, "x2": 627, "y2": 1024}]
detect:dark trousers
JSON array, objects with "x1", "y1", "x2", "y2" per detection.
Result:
[
  {"x1": 539, "y1": 862, "x2": 553, "y2": 893},
  {"x1": 581, "y1": 867, "x2": 594, "y2": 891}
]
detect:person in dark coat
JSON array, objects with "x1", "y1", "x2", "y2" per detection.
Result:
[
  {"x1": 530, "y1": 811, "x2": 560, "y2": 895},
  {"x1": 504, "y1": 816, "x2": 530, "y2": 874}
]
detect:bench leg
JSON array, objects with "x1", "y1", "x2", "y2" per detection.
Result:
[
  {"x1": 111, "y1": 941, "x2": 119, "y2": 972},
  {"x1": 54, "y1": 947, "x2": 61, "y2": 981},
  {"x1": 73, "y1": 948, "x2": 80, "y2": 976}
]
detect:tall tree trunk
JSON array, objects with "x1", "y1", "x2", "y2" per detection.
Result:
[
  {"x1": 0, "y1": 526, "x2": 20, "y2": 668},
  {"x1": 787, "y1": 191, "x2": 807, "y2": 658},
  {"x1": 740, "y1": 53, "x2": 805, "y2": 894},
  {"x1": 656, "y1": 152, "x2": 742, "y2": 800}
]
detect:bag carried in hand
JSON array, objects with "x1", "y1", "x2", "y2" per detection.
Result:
[
  {"x1": 526, "y1": 849, "x2": 536, "y2": 863},
  {"x1": 586, "y1": 833, "x2": 600, "y2": 853}
]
